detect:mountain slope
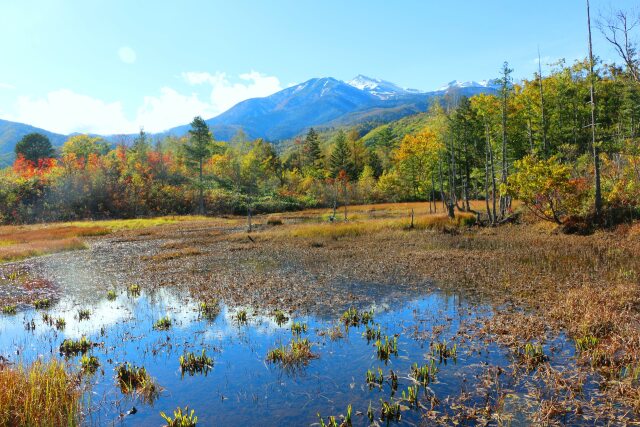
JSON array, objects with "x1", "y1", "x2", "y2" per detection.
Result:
[{"x1": 0, "y1": 119, "x2": 67, "y2": 166}]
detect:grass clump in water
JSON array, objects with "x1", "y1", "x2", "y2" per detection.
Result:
[
  {"x1": 2, "y1": 305, "x2": 17, "y2": 315},
  {"x1": 431, "y1": 340, "x2": 457, "y2": 362},
  {"x1": 80, "y1": 354, "x2": 100, "y2": 374},
  {"x1": 340, "y1": 307, "x2": 374, "y2": 327},
  {"x1": 516, "y1": 342, "x2": 547, "y2": 369},
  {"x1": 0, "y1": 359, "x2": 82, "y2": 426},
  {"x1": 380, "y1": 399, "x2": 401, "y2": 422},
  {"x1": 235, "y1": 309, "x2": 248, "y2": 324},
  {"x1": 33, "y1": 298, "x2": 51, "y2": 309},
  {"x1": 375, "y1": 335, "x2": 398, "y2": 361},
  {"x1": 363, "y1": 324, "x2": 381, "y2": 342},
  {"x1": 161, "y1": 406, "x2": 198, "y2": 427},
  {"x1": 116, "y1": 362, "x2": 159, "y2": 402},
  {"x1": 77, "y1": 309, "x2": 90, "y2": 321},
  {"x1": 410, "y1": 361, "x2": 438, "y2": 385},
  {"x1": 198, "y1": 300, "x2": 220, "y2": 320},
  {"x1": 106, "y1": 290, "x2": 117, "y2": 300},
  {"x1": 575, "y1": 335, "x2": 599, "y2": 352},
  {"x1": 179, "y1": 350, "x2": 213, "y2": 376},
  {"x1": 55, "y1": 317, "x2": 66, "y2": 330},
  {"x1": 267, "y1": 338, "x2": 317, "y2": 368},
  {"x1": 274, "y1": 309, "x2": 289, "y2": 325},
  {"x1": 317, "y1": 404, "x2": 352, "y2": 427},
  {"x1": 59, "y1": 336, "x2": 92, "y2": 356},
  {"x1": 128, "y1": 284, "x2": 141, "y2": 297},
  {"x1": 290, "y1": 321, "x2": 308, "y2": 335},
  {"x1": 365, "y1": 367, "x2": 384, "y2": 389},
  {"x1": 153, "y1": 316, "x2": 172, "y2": 330}
]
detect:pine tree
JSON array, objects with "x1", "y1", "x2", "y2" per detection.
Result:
[
  {"x1": 302, "y1": 127, "x2": 321, "y2": 168},
  {"x1": 330, "y1": 130, "x2": 353, "y2": 178},
  {"x1": 185, "y1": 116, "x2": 214, "y2": 214}
]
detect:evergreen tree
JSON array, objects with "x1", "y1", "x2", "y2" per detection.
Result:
[
  {"x1": 185, "y1": 116, "x2": 214, "y2": 214},
  {"x1": 302, "y1": 127, "x2": 321, "y2": 168},
  {"x1": 15, "y1": 133, "x2": 55, "y2": 163},
  {"x1": 329, "y1": 130, "x2": 353, "y2": 178}
]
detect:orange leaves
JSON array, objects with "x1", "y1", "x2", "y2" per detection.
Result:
[{"x1": 12, "y1": 155, "x2": 57, "y2": 179}]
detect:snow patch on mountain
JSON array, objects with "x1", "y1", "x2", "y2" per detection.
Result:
[{"x1": 347, "y1": 75, "x2": 420, "y2": 99}]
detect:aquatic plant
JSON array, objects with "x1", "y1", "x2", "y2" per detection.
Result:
[
  {"x1": 59, "y1": 336, "x2": 92, "y2": 355},
  {"x1": 432, "y1": 340, "x2": 457, "y2": 362},
  {"x1": 290, "y1": 321, "x2": 308, "y2": 335},
  {"x1": 179, "y1": 350, "x2": 213, "y2": 376},
  {"x1": 380, "y1": 399, "x2": 401, "y2": 422},
  {"x1": 0, "y1": 359, "x2": 82, "y2": 426},
  {"x1": 154, "y1": 316, "x2": 172, "y2": 330},
  {"x1": 375, "y1": 335, "x2": 398, "y2": 361},
  {"x1": 365, "y1": 367, "x2": 384, "y2": 388},
  {"x1": 575, "y1": 335, "x2": 599, "y2": 352},
  {"x1": 161, "y1": 406, "x2": 198, "y2": 427},
  {"x1": 402, "y1": 385, "x2": 419, "y2": 408},
  {"x1": 410, "y1": 360, "x2": 438, "y2": 385},
  {"x1": 106, "y1": 290, "x2": 117, "y2": 300},
  {"x1": 199, "y1": 300, "x2": 220, "y2": 320},
  {"x1": 267, "y1": 338, "x2": 317, "y2": 367},
  {"x1": 2, "y1": 305, "x2": 17, "y2": 315},
  {"x1": 235, "y1": 309, "x2": 248, "y2": 324},
  {"x1": 55, "y1": 317, "x2": 66, "y2": 330},
  {"x1": 363, "y1": 324, "x2": 381, "y2": 342},
  {"x1": 317, "y1": 404, "x2": 351, "y2": 427},
  {"x1": 80, "y1": 354, "x2": 100, "y2": 373},
  {"x1": 341, "y1": 307, "x2": 374, "y2": 327},
  {"x1": 78, "y1": 309, "x2": 91, "y2": 321},
  {"x1": 116, "y1": 362, "x2": 159, "y2": 402},
  {"x1": 128, "y1": 284, "x2": 141, "y2": 297},
  {"x1": 274, "y1": 309, "x2": 289, "y2": 325},
  {"x1": 516, "y1": 342, "x2": 547, "y2": 369},
  {"x1": 367, "y1": 401, "x2": 374, "y2": 423},
  {"x1": 33, "y1": 298, "x2": 51, "y2": 309}
]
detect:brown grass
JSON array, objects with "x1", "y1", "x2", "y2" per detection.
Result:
[
  {"x1": 0, "y1": 359, "x2": 82, "y2": 426},
  {"x1": 143, "y1": 247, "x2": 203, "y2": 262}
]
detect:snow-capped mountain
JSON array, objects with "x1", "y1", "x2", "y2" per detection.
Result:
[
  {"x1": 347, "y1": 75, "x2": 421, "y2": 99},
  {"x1": 436, "y1": 80, "x2": 498, "y2": 92}
]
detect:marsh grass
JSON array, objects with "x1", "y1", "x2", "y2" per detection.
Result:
[
  {"x1": 380, "y1": 399, "x2": 401, "y2": 422},
  {"x1": 153, "y1": 316, "x2": 172, "y2": 330},
  {"x1": 516, "y1": 342, "x2": 547, "y2": 369},
  {"x1": 128, "y1": 284, "x2": 141, "y2": 297},
  {"x1": 274, "y1": 309, "x2": 289, "y2": 325},
  {"x1": 160, "y1": 406, "x2": 198, "y2": 427},
  {"x1": 2, "y1": 305, "x2": 17, "y2": 315},
  {"x1": 144, "y1": 247, "x2": 202, "y2": 262},
  {"x1": 432, "y1": 340, "x2": 457, "y2": 362},
  {"x1": 33, "y1": 298, "x2": 51, "y2": 309},
  {"x1": 266, "y1": 338, "x2": 317, "y2": 368},
  {"x1": 0, "y1": 359, "x2": 82, "y2": 426},
  {"x1": 80, "y1": 355, "x2": 99, "y2": 374},
  {"x1": 198, "y1": 300, "x2": 220, "y2": 320},
  {"x1": 77, "y1": 309, "x2": 91, "y2": 321},
  {"x1": 290, "y1": 321, "x2": 308, "y2": 335},
  {"x1": 235, "y1": 309, "x2": 248, "y2": 324},
  {"x1": 317, "y1": 404, "x2": 352, "y2": 427},
  {"x1": 341, "y1": 307, "x2": 374, "y2": 327},
  {"x1": 116, "y1": 363, "x2": 159, "y2": 402},
  {"x1": 60, "y1": 337, "x2": 93, "y2": 356},
  {"x1": 106, "y1": 290, "x2": 117, "y2": 300},
  {"x1": 365, "y1": 367, "x2": 384, "y2": 388},
  {"x1": 179, "y1": 350, "x2": 213, "y2": 376},
  {"x1": 375, "y1": 335, "x2": 398, "y2": 361},
  {"x1": 410, "y1": 360, "x2": 438, "y2": 386}
]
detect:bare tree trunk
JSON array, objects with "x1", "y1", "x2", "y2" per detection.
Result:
[
  {"x1": 587, "y1": 0, "x2": 603, "y2": 220},
  {"x1": 488, "y1": 124, "x2": 498, "y2": 225},
  {"x1": 538, "y1": 47, "x2": 548, "y2": 154},
  {"x1": 198, "y1": 159, "x2": 204, "y2": 214},
  {"x1": 438, "y1": 160, "x2": 446, "y2": 211},
  {"x1": 484, "y1": 125, "x2": 492, "y2": 224}
]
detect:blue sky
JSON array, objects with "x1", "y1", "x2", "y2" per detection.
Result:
[{"x1": 0, "y1": 0, "x2": 636, "y2": 134}]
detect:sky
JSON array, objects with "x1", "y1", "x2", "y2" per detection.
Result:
[{"x1": 0, "y1": 0, "x2": 637, "y2": 135}]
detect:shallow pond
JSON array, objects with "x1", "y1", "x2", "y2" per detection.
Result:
[{"x1": 0, "y1": 288, "x2": 578, "y2": 426}]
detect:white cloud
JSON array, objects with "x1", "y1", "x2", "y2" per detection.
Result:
[
  {"x1": 9, "y1": 89, "x2": 136, "y2": 134},
  {"x1": 0, "y1": 82, "x2": 14, "y2": 90},
  {"x1": 135, "y1": 87, "x2": 216, "y2": 132},
  {"x1": 118, "y1": 46, "x2": 137, "y2": 64},
  {"x1": 182, "y1": 70, "x2": 283, "y2": 114},
  {"x1": 5, "y1": 71, "x2": 284, "y2": 134}
]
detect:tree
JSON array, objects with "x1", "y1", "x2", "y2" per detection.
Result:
[
  {"x1": 185, "y1": 116, "x2": 214, "y2": 214},
  {"x1": 302, "y1": 128, "x2": 322, "y2": 169},
  {"x1": 61, "y1": 135, "x2": 109, "y2": 162},
  {"x1": 598, "y1": 8, "x2": 640, "y2": 83},
  {"x1": 15, "y1": 133, "x2": 55, "y2": 163},
  {"x1": 329, "y1": 130, "x2": 353, "y2": 178},
  {"x1": 498, "y1": 61, "x2": 513, "y2": 219},
  {"x1": 587, "y1": 0, "x2": 603, "y2": 220}
]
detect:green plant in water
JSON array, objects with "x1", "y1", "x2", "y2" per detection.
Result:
[
  {"x1": 128, "y1": 284, "x2": 141, "y2": 297},
  {"x1": 365, "y1": 367, "x2": 384, "y2": 388},
  {"x1": 367, "y1": 401, "x2": 374, "y2": 423},
  {"x1": 179, "y1": 350, "x2": 213, "y2": 376},
  {"x1": 363, "y1": 324, "x2": 381, "y2": 342},
  {"x1": 517, "y1": 342, "x2": 547, "y2": 369},
  {"x1": 80, "y1": 354, "x2": 100, "y2": 373},
  {"x1": 380, "y1": 399, "x2": 401, "y2": 422},
  {"x1": 33, "y1": 298, "x2": 51, "y2": 309},
  {"x1": 161, "y1": 406, "x2": 198, "y2": 427},
  {"x1": 116, "y1": 362, "x2": 159, "y2": 402},
  {"x1": 410, "y1": 360, "x2": 438, "y2": 385},
  {"x1": 55, "y1": 317, "x2": 66, "y2": 330},
  {"x1": 317, "y1": 404, "x2": 352, "y2": 427},
  {"x1": 154, "y1": 316, "x2": 172, "y2": 330},
  {"x1": 2, "y1": 305, "x2": 17, "y2": 315},
  {"x1": 267, "y1": 338, "x2": 317, "y2": 368},
  {"x1": 60, "y1": 336, "x2": 92, "y2": 355},
  {"x1": 274, "y1": 309, "x2": 289, "y2": 326},
  {"x1": 375, "y1": 335, "x2": 398, "y2": 361},
  {"x1": 341, "y1": 307, "x2": 374, "y2": 327},
  {"x1": 432, "y1": 340, "x2": 457, "y2": 362},
  {"x1": 575, "y1": 335, "x2": 599, "y2": 352},
  {"x1": 199, "y1": 300, "x2": 220, "y2": 320},
  {"x1": 402, "y1": 385, "x2": 419, "y2": 408},
  {"x1": 236, "y1": 309, "x2": 248, "y2": 324},
  {"x1": 290, "y1": 321, "x2": 308, "y2": 335},
  {"x1": 106, "y1": 290, "x2": 117, "y2": 300},
  {"x1": 78, "y1": 309, "x2": 91, "y2": 321}
]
